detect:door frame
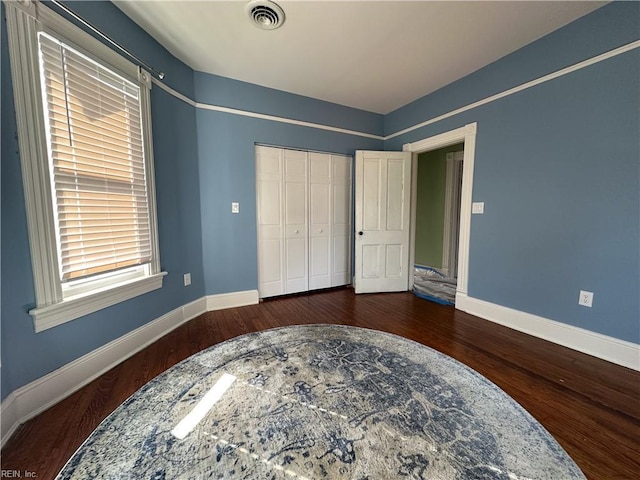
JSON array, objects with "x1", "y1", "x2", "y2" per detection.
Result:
[{"x1": 403, "y1": 122, "x2": 477, "y2": 303}]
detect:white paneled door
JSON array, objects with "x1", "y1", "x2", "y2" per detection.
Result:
[
  {"x1": 354, "y1": 151, "x2": 412, "y2": 293},
  {"x1": 308, "y1": 152, "x2": 353, "y2": 290}
]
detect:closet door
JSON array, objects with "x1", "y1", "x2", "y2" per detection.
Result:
[
  {"x1": 309, "y1": 153, "x2": 332, "y2": 290},
  {"x1": 332, "y1": 155, "x2": 352, "y2": 286},
  {"x1": 283, "y1": 149, "x2": 308, "y2": 294},
  {"x1": 256, "y1": 146, "x2": 284, "y2": 297},
  {"x1": 257, "y1": 147, "x2": 351, "y2": 298}
]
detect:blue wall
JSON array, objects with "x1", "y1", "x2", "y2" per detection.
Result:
[
  {"x1": 194, "y1": 72, "x2": 383, "y2": 136},
  {"x1": 385, "y1": 2, "x2": 639, "y2": 344},
  {"x1": 193, "y1": 74, "x2": 382, "y2": 295},
  {"x1": 0, "y1": 0, "x2": 204, "y2": 400}
]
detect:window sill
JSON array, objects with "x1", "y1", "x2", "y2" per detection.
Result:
[{"x1": 30, "y1": 272, "x2": 167, "y2": 333}]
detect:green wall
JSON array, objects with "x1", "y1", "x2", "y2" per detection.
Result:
[{"x1": 415, "y1": 143, "x2": 464, "y2": 268}]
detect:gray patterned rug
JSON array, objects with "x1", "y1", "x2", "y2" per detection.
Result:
[{"x1": 57, "y1": 325, "x2": 585, "y2": 479}]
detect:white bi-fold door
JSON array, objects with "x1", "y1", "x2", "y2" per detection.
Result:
[
  {"x1": 283, "y1": 148, "x2": 308, "y2": 294},
  {"x1": 308, "y1": 152, "x2": 352, "y2": 290},
  {"x1": 354, "y1": 150, "x2": 412, "y2": 293},
  {"x1": 255, "y1": 146, "x2": 286, "y2": 298},
  {"x1": 257, "y1": 146, "x2": 352, "y2": 298}
]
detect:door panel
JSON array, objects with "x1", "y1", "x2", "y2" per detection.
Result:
[
  {"x1": 309, "y1": 153, "x2": 331, "y2": 290},
  {"x1": 385, "y1": 244, "x2": 403, "y2": 277},
  {"x1": 355, "y1": 150, "x2": 411, "y2": 293},
  {"x1": 310, "y1": 236, "x2": 330, "y2": 289},
  {"x1": 260, "y1": 239, "x2": 282, "y2": 283},
  {"x1": 259, "y1": 181, "x2": 281, "y2": 225},
  {"x1": 386, "y1": 159, "x2": 405, "y2": 230},
  {"x1": 256, "y1": 146, "x2": 284, "y2": 297},
  {"x1": 310, "y1": 183, "x2": 330, "y2": 225},
  {"x1": 309, "y1": 152, "x2": 331, "y2": 178},
  {"x1": 362, "y1": 159, "x2": 382, "y2": 231},
  {"x1": 284, "y1": 149, "x2": 308, "y2": 294},
  {"x1": 285, "y1": 150, "x2": 307, "y2": 176},
  {"x1": 332, "y1": 184, "x2": 349, "y2": 225},
  {"x1": 331, "y1": 155, "x2": 352, "y2": 286},
  {"x1": 332, "y1": 235, "x2": 350, "y2": 285},
  {"x1": 285, "y1": 182, "x2": 306, "y2": 226},
  {"x1": 286, "y1": 236, "x2": 307, "y2": 293},
  {"x1": 361, "y1": 244, "x2": 380, "y2": 278}
]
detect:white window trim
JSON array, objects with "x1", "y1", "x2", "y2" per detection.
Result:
[{"x1": 5, "y1": 0, "x2": 165, "y2": 332}]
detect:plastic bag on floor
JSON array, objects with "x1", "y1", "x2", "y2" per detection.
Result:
[{"x1": 413, "y1": 265, "x2": 457, "y2": 305}]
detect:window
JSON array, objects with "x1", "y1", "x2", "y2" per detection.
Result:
[
  {"x1": 39, "y1": 33, "x2": 153, "y2": 286},
  {"x1": 5, "y1": 1, "x2": 165, "y2": 332}
]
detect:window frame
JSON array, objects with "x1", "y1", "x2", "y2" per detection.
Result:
[{"x1": 5, "y1": 0, "x2": 165, "y2": 332}]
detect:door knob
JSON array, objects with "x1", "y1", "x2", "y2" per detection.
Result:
[
  {"x1": 295, "y1": 229, "x2": 299, "y2": 234},
  {"x1": 358, "y1": 231, "x2": 363, "y2": 236}
]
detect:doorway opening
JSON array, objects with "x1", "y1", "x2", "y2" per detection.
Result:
[
  {"x1": 403, "y1": 122, "x2": 477, "y2": 307},
  {"x1": 412, "y1": 144, "x2": 464, "y2": 305}
]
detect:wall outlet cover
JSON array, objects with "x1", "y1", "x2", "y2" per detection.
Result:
[
  {"x1": 184, "y1": 273, "x2": 191, "y2": 286},
  {"x1": 578, "y1": 290, "x2": 593, "y2": 307}
]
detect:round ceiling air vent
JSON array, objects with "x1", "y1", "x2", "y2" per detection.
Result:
[{"x1": 246, "y1": 0, "x2": 285, "y2": 30}]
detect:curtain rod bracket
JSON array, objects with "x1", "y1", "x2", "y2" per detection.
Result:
[{"x1": 47, "y1": 0, "x2": 166, "y2": 81}]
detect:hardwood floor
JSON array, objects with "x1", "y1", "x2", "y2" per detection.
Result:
[{"x1": 2, "y1": 288, "x2": 639, "y2": 479}]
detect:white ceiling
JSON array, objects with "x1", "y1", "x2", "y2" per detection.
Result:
[{"x1": 114, "y1": 1, "x2": 606, "y2": 114}]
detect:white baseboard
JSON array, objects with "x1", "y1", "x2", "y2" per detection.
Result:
[
  {"x1": 206, "y1": 289, "x2": 259, "y2": 311},
  {"x1": 0, "y1": 291, "x2": 260, "y2": 448},
  {"x1": 0, "y1": 392, "x2": 19, "y2": 448},
  {"x1": 2, "y1": 289, "x2": 635, "y2": 447},
  {"x1": 456, "y1": 293, "x2": 640, "y2": 371}
]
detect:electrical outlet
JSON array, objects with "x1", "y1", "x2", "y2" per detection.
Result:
[
  {"x1": 232, "y1": 202, "x2": 240, "y2": 214},
  {"x1": 183, "y1": 273, "x2": 191, "y2": 286},
  {"x1": 578, "y1": 290, "x2": 593, "y2": 307}
]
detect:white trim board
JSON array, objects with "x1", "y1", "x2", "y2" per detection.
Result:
[
  {"x1": 152, "y1": 40, "x2": 639, "y2": 142},
  {"x1": 206, "y1": 289, "x2": 259, "y2": 311},
  {"x1": 152, "y1": 79, "x2": 383, "y2": 141},
  {"x1": 0, "y1": 290, "x2": 258, "y2": 447},
  {"x1": 385, "y1": 40, "x2": 640, "y2": 140},
  {"x1": 456, "y1": 293, "x2": 640, "y2": 371}
]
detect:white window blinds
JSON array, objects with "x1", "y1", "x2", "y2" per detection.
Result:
[{"x1": 38, "y1": 32, "x2": 152, "y2": 282}]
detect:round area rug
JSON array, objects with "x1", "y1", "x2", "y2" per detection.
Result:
[{"x1": 57, "y1": 325, "x2": 585, "y2": 479}]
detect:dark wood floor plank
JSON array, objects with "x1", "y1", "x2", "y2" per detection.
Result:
[{"x1": 2, "y1": 289, "x2": 638, "y2": 479}]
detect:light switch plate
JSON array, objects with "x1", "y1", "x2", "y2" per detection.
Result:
[
  {"x1": 183, "y1": 273, "x2": 191, "y2": 286},
  {"x1": 472, "y1": 202, "x2": 485, "y2": 214},
  {"x1": 232, "y1": 202, "x2": 240, "y2": 214}
]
